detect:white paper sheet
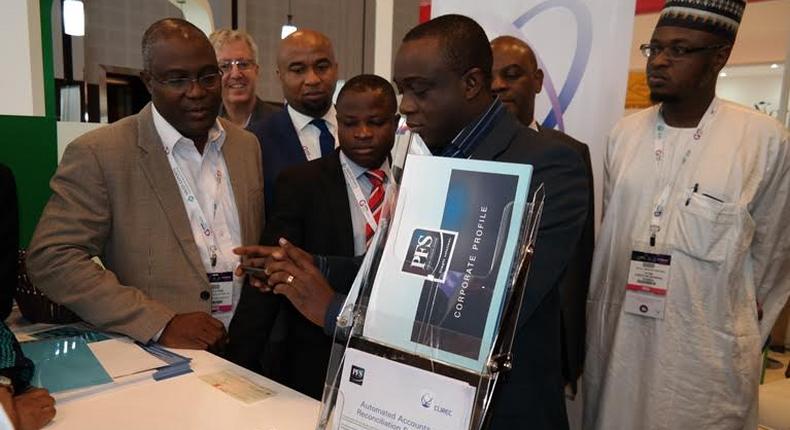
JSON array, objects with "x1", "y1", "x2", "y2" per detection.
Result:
[{"x1": 88, "y1": 338, "x2": 168, "y2": 379}]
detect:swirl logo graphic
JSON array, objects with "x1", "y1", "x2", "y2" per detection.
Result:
[
  {"x1": 420, "y1": 391, "x2": 434, "y2": 408},
  {"x1": 512, "y1": 0, "x2": 592, "y2": 131}
]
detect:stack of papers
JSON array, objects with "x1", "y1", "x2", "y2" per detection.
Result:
[
  {"x1": 87, "y1": 338, "x2": 169, "y2": 378},
  {"x1": 136, "y1": 342, "x2": 193, "y2": 380},
  {"x1": 19, "y1": 325, "x2": 193, "y2": 393}
]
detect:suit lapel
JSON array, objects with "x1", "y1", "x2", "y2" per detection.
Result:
[
  {"x1": 275, "y1": 110, "x2": 308, "y2": 164},
  {"x1": 469, "y1": 110, "x2": 521, "y2": 161},
  {"x1": 325, "y1": 153, "x2": 355, "y2": 255},
  {"x1": 220, "y1": 121, "x2": 254, "y2": 246},
  {"x1": 136, "y1": 104, "x2": 207, "y2": 280}
]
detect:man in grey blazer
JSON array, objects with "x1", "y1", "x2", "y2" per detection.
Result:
[{"x1": 27, "y1": 19, "x2": 264, "y2": 351}]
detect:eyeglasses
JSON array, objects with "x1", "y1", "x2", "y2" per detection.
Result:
[
  {"x1": 150, "y1": 70, "x2": 222, "y2": 92},
  {"x1": 218, "y1": 59, "x2": 256, "y2": 73},
  {"x1": 639, "y1": 43, "x2": 728, "y2": 60}
]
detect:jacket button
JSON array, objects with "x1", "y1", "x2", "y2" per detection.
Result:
[{"x1": 200, "y1": 291, "x2": 210, "y2": 300}]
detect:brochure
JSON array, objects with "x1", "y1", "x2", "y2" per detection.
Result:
[{"x1": 363, "y1": 155, "x2": 532, "y2": 372}]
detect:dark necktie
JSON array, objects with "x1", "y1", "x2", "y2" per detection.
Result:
[
  {"x1": 364, "y1": 169, "x2": 386, "y2": 246},
  {"x1": 310, "y1": 118, "x2": 335, "y2": 157}
]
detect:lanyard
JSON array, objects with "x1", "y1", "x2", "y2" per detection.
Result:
[
  {"x1": 340, "y1": 155, "x2": 390, "y2": 233},
  {"x1": 163, "y1": 142, "x2": 224, "y2": 268},
  {"x1": 649, "y1": 99, "x2": 718, "y2": 246}
]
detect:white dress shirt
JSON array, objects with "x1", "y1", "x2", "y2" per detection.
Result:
[
  {"x1": 152, "y1": 105, "x2": 242, "y2": 329},
  {"x1": 339, "y1": 152, "x2": 391, "y2": 256},
  {"x1": 287, "y1": 104, "x2": 338, "y2": 161}
]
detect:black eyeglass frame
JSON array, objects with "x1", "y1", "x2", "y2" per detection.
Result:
[
  {"x1": 148, "y1": 69, "x2": 223, "y2": 92},
  {"x1": 639, "y1": 43, "x2": 729, "y2": 60}
]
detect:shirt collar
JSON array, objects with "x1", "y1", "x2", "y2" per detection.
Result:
[
  {"x1": 440, "y1": 98, "x2": 505, "y2": 158},
  {"x1": 529, "y1": 120, "x2": 539, "y2": 131},
  {"x1": 287, "y1": 104, "x2": 337, "y2": 133},
  {"x1": 152, "y1": 104, "x2": 225, "y2": 154},
  {"x1": 339, "y1": 151, "x2": 391, "y2": 181}
]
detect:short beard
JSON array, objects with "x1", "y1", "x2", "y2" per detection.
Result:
[
  {"x1": 301, "y1": 98, "x2": 332, "y2": 117},
  {"x1": 649, "y1": 91, "x2": 680, "y2": 104}
]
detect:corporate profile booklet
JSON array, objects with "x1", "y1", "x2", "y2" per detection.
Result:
[{"x1": 362, "y1": 155, "x2": 532, "y2": 373}]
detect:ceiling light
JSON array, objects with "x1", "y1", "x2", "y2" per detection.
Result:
[
  {"x1": 719, "y1": 72, "x2": 727, "y2": 77},
  {"x1": 281, "y1": 1, "x2": 297, "y2": 39},
  {"x1": 281, "y1": 16, "x2": 297, "y2": 39},
  {"x1": 770, "y1": 63, "x2": 780, "y2": 69},
  {"x1": 63, "y1": 0, "x2": 85, "y2": 37}
]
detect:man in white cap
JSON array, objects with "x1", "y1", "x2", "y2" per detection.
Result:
[{"x1": 584, "y1": 1, "x2": 790, "y2": 429}]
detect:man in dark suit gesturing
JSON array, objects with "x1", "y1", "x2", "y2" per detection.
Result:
[
  {"x1": 491, "y1": 35, "x2": 595, "y2": 396},
  {"x1": 236, "y1": 15, "x2": 589, "y2": 429}
]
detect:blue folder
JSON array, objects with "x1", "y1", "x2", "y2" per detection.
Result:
[{"x1": 21, "y1": 336, "x2": 113, "y2": 393}]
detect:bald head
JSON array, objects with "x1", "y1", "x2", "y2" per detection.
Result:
[
  {"x1": 490, "y1": 35, "x2": 544, "y2": 126},
  {"x1": 491, "y1": 36, "x2": 538, "y2": 73},
  {"x1": 276, "y1": 29, "x2": 338, "y2": 117}
]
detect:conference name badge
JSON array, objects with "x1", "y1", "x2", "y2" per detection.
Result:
[
  {"x1": 208, "y1": 271, "x2": 234, "y2": 315},
  {"x1": 623, "y1": 248, "x2": 671, "y2": 320}
]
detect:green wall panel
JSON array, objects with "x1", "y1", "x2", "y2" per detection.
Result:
[
  {"x1": 0, "y1": 115, "x2": 57, "y2": 247},
  {"x1": 0, "y1": 0, "x2": 57, "y2": 247}
]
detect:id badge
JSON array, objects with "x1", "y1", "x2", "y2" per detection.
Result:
[
  {"x1": 623, "y1": 246, "x2": 671, "y2": 319},
  {"x1": 208, "y1": 271, "x2": 234, "y2": 314}
]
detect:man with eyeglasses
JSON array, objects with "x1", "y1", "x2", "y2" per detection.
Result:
[
  {"x1": 584, "y1": 1, "x2": 789, "y2": 429},
  {"x1": 210, "y1": 29, "x2": 280, "y2": 130},
  {"x1": 27, "y1": 18, "x2": 265, "y2": 352}
]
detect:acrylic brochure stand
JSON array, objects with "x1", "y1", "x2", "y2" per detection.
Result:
[{"x1": 316, "y1": 132, "x2": 545, "y2": 430}]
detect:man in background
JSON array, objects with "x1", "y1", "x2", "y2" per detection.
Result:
[
  {"x1": 210, "y1": 29, "x2": 280, "y2": 130},
  {"x1": 249, "y1": 29, "x2": 340, "y2": 211},
  {"x1": 490, "y1": 35, "x2": 594, "y2": 396}
]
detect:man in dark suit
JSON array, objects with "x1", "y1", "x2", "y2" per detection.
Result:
[
  {"x1": 236, "y1": 15, "x2": 589, "y2": 430},
  {"x1": 248, "y1": 29, "x2": 339, "y2": 211},
  {"x1": 210, "y1": 29, "x2": 280, "y2": 131},
  {"x1": 229, "y1": 75, "x2": 398, "y2": 398},
  {"x1": 491, "y1": 35, "x2": 594, "y2": 396}
]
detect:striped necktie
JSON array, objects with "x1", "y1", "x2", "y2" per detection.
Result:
[{"x1": 364, "y1": 169, "x2": 386, "y2": 245}]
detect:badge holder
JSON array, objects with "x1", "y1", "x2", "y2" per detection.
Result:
[{"x1": 315, "y1": 136, "x2": 545, "y2": 429}]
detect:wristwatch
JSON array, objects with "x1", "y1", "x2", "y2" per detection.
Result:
[{"x1": 0, "y1": 376, "x2": 14, "y2": 395}]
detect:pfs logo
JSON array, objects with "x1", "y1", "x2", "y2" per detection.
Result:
[
  {"x1": 349, "y1": 365, "x2": 365, "y2": 385},
  {"x1": 401, "y1": 228, "x2": 458, "y2": 283}
]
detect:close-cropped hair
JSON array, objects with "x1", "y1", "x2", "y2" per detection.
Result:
[
  {"x1": 337, "y1": 74, "x2": 398, "y2": 113},
  {"x1": 141, "y1": 18, "x2": 206, "y2": 71},
  {"x1": 209, "y1": 28, "x2": 260, "y2": 63},
  {"x1": 402, "y1": 14, "x2": 493, "y2": 84}
]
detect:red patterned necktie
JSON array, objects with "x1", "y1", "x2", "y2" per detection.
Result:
[{"x1": 364, "y1": 169, "x2": 386, "y2": 245}]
